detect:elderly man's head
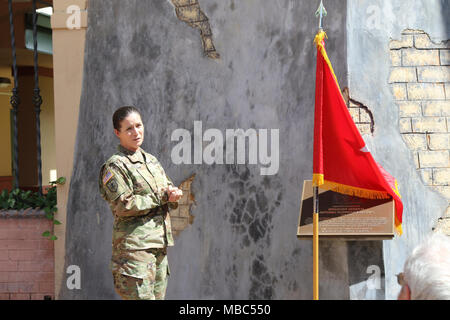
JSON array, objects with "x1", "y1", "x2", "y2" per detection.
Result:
[{"x1": 397, "y1": 233, "x2": 450, "y2": 300}]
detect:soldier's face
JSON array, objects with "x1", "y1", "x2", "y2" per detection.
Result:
[{"x1": 114, "y1": 112, "x2": 144, "y2": 152}]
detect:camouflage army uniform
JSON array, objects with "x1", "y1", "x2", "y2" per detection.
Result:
[{"x1": 99, "y1": 144, "x2": 177, "y2": 300}]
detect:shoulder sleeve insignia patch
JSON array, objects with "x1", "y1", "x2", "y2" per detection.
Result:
[
  {"x1": 103, "y1": 170, "x2": 114, "y2": 185},
  {"x1": 106, "y1": 179, "x2": 118, "y2": 193}
]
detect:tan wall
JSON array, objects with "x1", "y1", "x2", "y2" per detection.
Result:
[
  {"x1": 0, "y1": 94, "x2": 12, "y2": 177},
  {"x1": 51, "y1": 0, "x2": 88, "y2": 299},
  {"x1": 40, "y1": 76, "x2": 56, "y2": 186}
]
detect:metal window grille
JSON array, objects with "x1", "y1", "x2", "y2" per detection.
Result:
[{"x1": 8, "y1": 0, "x2": 51, "y2": 194}]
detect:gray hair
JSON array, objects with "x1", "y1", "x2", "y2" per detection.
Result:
[{"x1": 403, "y1": 233, "x2": 450, "y2": 300}]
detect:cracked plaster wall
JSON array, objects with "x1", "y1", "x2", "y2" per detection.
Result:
[
  {"x1": 347, "y1": 0, "x2": 449, "y2": 300},
  {"x1": 388, "y1": 29, "x2": 449, "y2": 204},
  {"x1": 58, "y1": 0, "x2": 351, "y2": 299}
]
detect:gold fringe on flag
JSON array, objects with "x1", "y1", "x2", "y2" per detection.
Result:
[
  {"x1": 319, "y1": 179, "x2": 403, "y2": 235},
  {"x1": 319, "y1": 180, "x2": 391, "y2": 200}
]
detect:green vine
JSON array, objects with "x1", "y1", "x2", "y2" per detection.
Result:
[{"x1": 0, "y1": 177, "x2": 66, "y2": 240}]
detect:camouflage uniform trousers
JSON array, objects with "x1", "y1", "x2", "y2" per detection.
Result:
[{"x1": 112, "y1": 248, "x2": 170, "y2": 300}]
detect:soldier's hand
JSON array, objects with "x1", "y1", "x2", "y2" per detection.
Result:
[{"x1": 166, "y1": 185, "x2": 183, "y2": 202}]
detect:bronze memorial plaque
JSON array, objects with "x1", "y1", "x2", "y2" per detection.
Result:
[{"x1": 297, "y1": 180, "x2": 394, "y2": 240}]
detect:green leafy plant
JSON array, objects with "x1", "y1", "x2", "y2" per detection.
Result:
[{"x1": 0, "y1": 177, "x2": 66, "y2": 241}]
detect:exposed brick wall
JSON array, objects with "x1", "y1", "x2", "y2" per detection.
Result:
[
  {"x1": 343, "y1": 87, "x2": 375, "y2": 136},
  {"x1": 389, "y1": 29, "x2": 450, "y2": 234},
  {"x1": 170, "y1": 174, "x2": 196, "y2": 238},
  {"x1": 0, "y1": 210, "x2": 54, "y2": 300}
]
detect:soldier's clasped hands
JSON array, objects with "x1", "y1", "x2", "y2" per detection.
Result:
[{"x1": 165, "y1": 185, "x2": 183, "y2": 202}]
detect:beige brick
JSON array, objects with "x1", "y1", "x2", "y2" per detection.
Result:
[
  {"x1": 428, "y1": 133, "x2": 450, "y2": 150},
  {"x1": 417, "y1": 66, "x2": 450, "y2": 82},
  {"x1": 356, "y1": 123, "x2": 371, "y2": 135},
  {"x1": 348, "y1": 107, "x2": 359, "y2": 122},
  {"x1": 434, "y1": 216, "x2": 450, "y2": 235},
  {"x1": 407, "y1": 83, "x2": 445, "y2": 100},
  {"x1": 418, "y1": 150, "x2": 449, "y2": 168},
  {"x1": 397, "y1": 101, "x2": 421, "y2": 117},
  {"x1": 418, "y1": 168, "x2": 433, "y2": 185},
  {"x1": 402, "y1": 29, "x2": 425, "y2": 35},
  {"x1": 389, "y1": 67, "x2": 417, "y2": 83},
  {"x1": 433, "y1": 168, "x2": 450, "y2": 185},
  {"x1": 402, "y1": 49, "x2": 440, "y2": 66},
  {"x1": 390, "y1": 50, "x2": 402, "y2": 66},
  {"x1": 432, "y1": 186, "x2": 450, "y2": 199},
  {"x1": 391, "y1": 83, "x2": 407, "y2": 100},
  {"x1": 399, "y1": 118, "x2": 412, "y2": 133},
  {"x1": 414, "y1": 34, "x2": 449, "y2": 49},
  {"x1": 390, "y1": 35, "x2": 413, "y2": 49},
  {"x1": 422, "y1": 101, "x2": 450, "y2": 116},
  {"x1": 360, "y1": 109, "x2": 372, "y2": 123},
  {"x1": 179, "y1": 191, "x2": 189, "y2": 205},
  {"x1": 402, "y1": 134, "x2": 427, "y2": 150},
  {"x1": 171, "y1": 217, "x2": 189, "y2": 231},
  {"x1": 446, "y1": 84, "x2": 450, "y2": 100},
  {"x1": 441, "y1": 50, "x2": 450, "y2": 65},
  {"x1": 178, "y1": 204, "x2": 191, "y2": 218},
  {"x1": 412, "y1": 117, "x2": 447, "y2": 133},
  {"x1": 169, "y1": 207, "x2": 180, "y2": 217}
]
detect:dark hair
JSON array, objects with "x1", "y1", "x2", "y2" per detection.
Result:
[{"x1": 112, "y1": 106, "x2": 141, "y2": 130}]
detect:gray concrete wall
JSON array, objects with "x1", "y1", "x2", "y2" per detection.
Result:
[
  {"x1": 58, "y1": 0, "x2": 351, "y2": 299},
  {"x1": 347, "y1": 0, "x2": 449, "y2": 300}
]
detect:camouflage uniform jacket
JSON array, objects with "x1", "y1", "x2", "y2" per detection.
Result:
[{"x1": 99, "y1": 145, "x2": 176, "y2": 254}]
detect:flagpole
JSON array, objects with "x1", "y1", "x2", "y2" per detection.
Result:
[
  {"x1": 313, "y1": 186, "x2": 319, "y2": 300},
  {"x1": 313, "y1": 0, "x2": 327, "y2": 301}
]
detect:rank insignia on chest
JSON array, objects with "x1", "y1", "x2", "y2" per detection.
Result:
[{"x1": 102, "y1": 170, "x2": 114, "y2": 185}]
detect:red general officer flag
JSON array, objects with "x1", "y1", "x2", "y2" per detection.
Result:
[{"x1": 312, "y1": 31, "x2": 404, "y2": 235}]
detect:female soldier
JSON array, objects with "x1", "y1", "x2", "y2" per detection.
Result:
[{"x1": 99, "y1": 106, "x2": 182, "y2": 300}]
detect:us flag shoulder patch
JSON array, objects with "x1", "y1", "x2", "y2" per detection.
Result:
[{"x1": 102, "y1": 170, "x2": 114, "y2": 185}]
